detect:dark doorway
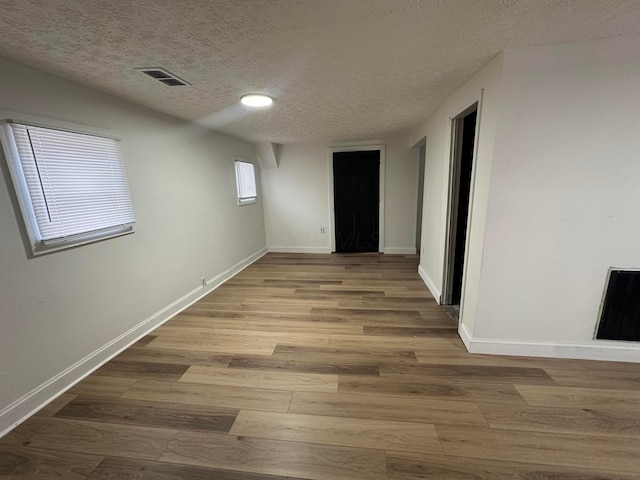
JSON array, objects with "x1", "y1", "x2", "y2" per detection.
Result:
[
  {"x1": 416, "y1": 143, "x2": 426, "y2": 252},
  {"x1": 444, "y1": 107, "x2": 477, "y2": 309},
  {"x1": 597, "y1": 269, "x2": 640, "y2": 341},
  {"x1": 333, "y1": 150, "x2": 380, "y2": 253}
]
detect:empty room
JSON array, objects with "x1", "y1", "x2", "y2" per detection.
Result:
[{"x1": 1, "y1": 1, "x2": 640, "y2": 479}]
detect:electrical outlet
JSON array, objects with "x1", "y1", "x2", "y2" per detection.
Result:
[
  {"x1": 320, "y1": 226, "x2": 325, "y2": 234},
  {"x1": 201, "y1": 276, "x2": 206, "y2": 287}
]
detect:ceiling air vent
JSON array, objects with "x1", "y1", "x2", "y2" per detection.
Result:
[{"x1": 136, "y1": 67, "x2": 190, "y2": 86}]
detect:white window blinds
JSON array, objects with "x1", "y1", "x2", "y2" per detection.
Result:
[
  {"x1": 235, "y1": 160, "x2": 257, "y2": 202},
  {"x1": 5, "y1": 122, "x2": 135, "y2": 250}
]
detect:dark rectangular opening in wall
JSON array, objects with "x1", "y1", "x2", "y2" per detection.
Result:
[
  {"x1": 333, "y1": 150, "x2": 380, "y2": 253},
  {"x1": 596, "y1": 269, "x2": 640, "y2": 341}
]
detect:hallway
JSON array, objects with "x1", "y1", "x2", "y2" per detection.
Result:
[{"x1": 1, "y1": 253, "x2": 638, "y2": 479}]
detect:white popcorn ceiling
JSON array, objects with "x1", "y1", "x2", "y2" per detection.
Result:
[{"x1": 1, "y1": 0, "x2": 639, "y2": 143}]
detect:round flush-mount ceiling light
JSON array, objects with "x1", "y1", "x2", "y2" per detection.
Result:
[{"x1": 240, "y1": 94, "x2": 273, "y2": 107}]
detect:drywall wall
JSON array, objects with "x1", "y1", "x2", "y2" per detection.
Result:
[
  {"x1": 0, "y1": 57, "x2": 267, "y2": 432},
  {"x1": 384, "y1": 138, "x2": 420, "y2": 253},
  {"x1": 470, "y1": 35, "x2": 640, "y2": 361},
  {"x1": 261, "y1": 142, "x2": 331, "y2": 252},
  {"x1": 261, "y1": 137, "x2": 418, "y2": 254},
  {"x1": 411, "y1": 54, "x2": 503, "y2": 336}
]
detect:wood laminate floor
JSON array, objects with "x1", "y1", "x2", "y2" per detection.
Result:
[{"x1": 2, "y1": 253, "x2": 640, "y2": 479}]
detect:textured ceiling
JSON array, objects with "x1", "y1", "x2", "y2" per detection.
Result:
[{"x1": 1, "y1": 0, "x2": 640, "y2": 143}]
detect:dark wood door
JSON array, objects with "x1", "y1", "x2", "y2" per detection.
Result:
[{"x1": 333, "y1": 150, "x2": 380, "y2": 253}]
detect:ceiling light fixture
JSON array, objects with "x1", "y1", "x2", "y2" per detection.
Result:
[{"x1": 240, "y1": 94, "x2": 273, "y2": 107}]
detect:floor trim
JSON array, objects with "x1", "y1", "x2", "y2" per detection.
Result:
[
  {"x1": 459, "y1": 323, "x2": 473, "y2": 350},
  {"x1": 384, "y1": 247, "x2": 417, "y2": 254},
  {"x1": 0, "y1": 247, "x2": 268, "y2": 437},
  {"x1": 418, "y1": 264, "x2": 441, "y2": 303},
  {"x1": 268, "y1": 246, "x2": 332, "y2": 254},
  {"x1": 466, "y1": 336, "x2": 640, "y2": 363}
]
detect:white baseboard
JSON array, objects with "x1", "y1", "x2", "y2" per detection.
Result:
[
  {"x1": 268, "y1": 246, "x2": 332, "y2": 254},
  {"x1": 465, "y1": 336, "x2": 640, "y2": 363},
  {"x1": 268, "y1": 246, "x2": 416, "y2": 255},
  {"x1": 383, "y1": 247, "x2": 417, "y2": 255},
  {"x1": 458, "y1": 323, "x2": 472, "y2": 350},
  {"x1": 0, "y1": 246, "x2": 268, "y2": 438},
  {"x1": 418, "y1": 265, "x2": 441, "y2": 303}
]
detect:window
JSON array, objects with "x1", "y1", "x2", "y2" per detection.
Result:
[
  {"x1": 234, "y1": 158, "x2": 257, "y2": 205},
  {"x1": 0, "y1": 120, "x2": 136, "y2": 255}
]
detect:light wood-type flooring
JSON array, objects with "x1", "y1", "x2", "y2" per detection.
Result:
[{"x1": 2, "y1": 253, "x2": 640, "y2": 479}]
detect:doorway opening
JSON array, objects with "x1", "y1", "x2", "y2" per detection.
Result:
[
  {"x1": 332, "y1": 150, "x2": 380, "y2": 253},
  {"x1": 442, "y1": 105, "x2": 478, "y2": 321},
  {"x1": 415, "y1": 143, "x2": 426, "y2": 254}
]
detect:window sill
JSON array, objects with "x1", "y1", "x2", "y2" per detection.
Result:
[
  {"x1": 237, "y1": 197, "x2": 257, "y2": 206},
  {"x1": 31, "y1": 226, "x2": 134, "y2": 256}
]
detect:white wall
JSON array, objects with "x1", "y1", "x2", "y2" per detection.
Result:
[
  {"x1": 470, "y1": 35, "x2": 640, "y2": 361},
  {"x1": 415, "y1": 35, "x2": 640, "y2": 362},
  {"x1": 261, "y1": 137, "x2": 418, "y2": 254},
  {"x1": 410, "y1": 54, "x2": 504, "y2": 332},
  {"x1": 385, "y1": 138, "x2": 420, "y2": 253},
  {"x1": 0, "y1": 57, "x2": 267, "y2": 433},
  {"x1": 261, "y1": 143, "x2": 331, "y2": 252}
]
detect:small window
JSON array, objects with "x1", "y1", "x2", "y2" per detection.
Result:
[
  {"x1": 234, "y1": 158, "x2": 257, "y2": 205},
  {"x1": 0, "y1": 120, "x2": 136, "y2": 255}
]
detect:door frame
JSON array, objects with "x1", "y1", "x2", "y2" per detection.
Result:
[
  {"x1": 442, "y1": 101, "x2": 480, "y2": 309},
  {"x1": 328, "y1": 144, "x2": 385, "y2": 253},
  {"x1": 415, "y1": 140, "x2": 426, "y2": 251}
]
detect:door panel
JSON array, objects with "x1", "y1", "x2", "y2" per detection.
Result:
[
  {"x1": 333, "y1": 151, "x2": 380, "y2": 253},
  {"x1": 335, "y1": 213, "x2": 355, "y2": 251},
  {"x1": 335, "y1": 175, "x2": 354, "y2": 204}
]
